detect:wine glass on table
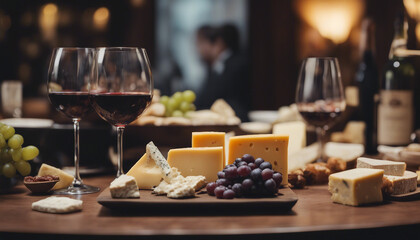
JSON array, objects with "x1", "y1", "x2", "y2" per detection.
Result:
[
  {"x1": 295, "y1": 57, "x2": 346, "y2": 162},
  {"x1": 47, "y1": 47, "x2": 100, "y2": 194},
  {"x1": 90, "y1": 47, "x2": 153, "y2": 177}
]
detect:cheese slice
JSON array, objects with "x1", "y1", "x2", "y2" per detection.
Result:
[
  {"x1": 383, "y1": 171, "x2": 417, "y2": 195},
  {"x1": 110, "y1": 175, "x2": 140, "y2": 198},
  {"x1": 32, "y1": 197, "x2": 82, "y2": 214},
  {"x1": 288, "y1": 143, "x2": 318, "y2": 172},
  {"x1": 357, "y1": 157, "x2": 406, "y2": 176},
  {"x1": 328, "y1": 168, "x2": 384, "y2": 206},
  {"x1": 37, "y1": 164, "x2": 74, "y2": 190},
  {"x1": 127, "y1": 153, "x2": 162, "y2": 189},
  {"x1": 272, "y1": 121, "x2": 306, "y2": 155},
  {"x1": 417, "y1": 171, "x2": 420, "y2": 185},
  {"x1": 192, "y1": 132, "x2": 226, "y2": 164},
  {"x1": 228, "y1": 134, "x2": 288, "y2": 185},
  {"x1": 167, "y1": 147, "x2": 223, "y2": 182}
]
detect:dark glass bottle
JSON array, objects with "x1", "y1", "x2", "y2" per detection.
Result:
[
  {"x1": 355, "y1": 18, "x2": 378, "y2": 154},
  {"x1": 377, "y1": 11, "x2": 415, "y2": 146}
]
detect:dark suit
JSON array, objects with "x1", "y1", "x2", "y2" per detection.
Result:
[{"x1": 196, "y1": 52, "x2": 250, "y2": 122}]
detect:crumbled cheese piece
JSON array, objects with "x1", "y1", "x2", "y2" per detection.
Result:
[{"x1": 110, "y1": 175, "x2": 140, "y2": 198}]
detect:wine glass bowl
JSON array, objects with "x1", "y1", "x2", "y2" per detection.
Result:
[
  {"x1": 47, "y1": 47, "x2": 100, "y2": 194},
  {"x1": 295, "y1": 57, "x2": 346, "y2": 161},
  {"x1": 90, "y1": 47, "x2": 153, "y2": 177}
]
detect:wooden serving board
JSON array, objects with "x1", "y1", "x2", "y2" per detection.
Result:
[
  {"x1": 97, "y1": 187, "x2": 298, "y2": 214},
  {"x1": 387, "y1": 188, "x2": 420, "y2": 201}
]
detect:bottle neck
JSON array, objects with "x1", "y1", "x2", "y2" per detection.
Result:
[
  {"x1": 389, "y1": 14, "x2": 408, "y2": 59},
  {"x1": 359, "y1": 18, "x2": 376, "y2": 57}
]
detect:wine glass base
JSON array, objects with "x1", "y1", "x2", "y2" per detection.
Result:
[{"x1": 53, "y1": 184, "x2": 100, "y2": 195}]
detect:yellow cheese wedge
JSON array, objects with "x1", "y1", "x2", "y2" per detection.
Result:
[
  {"x1": 127, "y1": 153, "x2": 162, "y2": 189},
  {"x1": 192, "y1": 132, "x2": 226, "y2": 165},
  {"x1": 37, "y1": 163, "x2": 74, "y2": 190},
  {"x1": 328, "y1": 168, "x2": 384, "y2": 206},
  {"x1": 167, "y1": 147, "x2": 223, "y2": 182},
  {"x1": 272, "y1": 121, "x2": 306, "y2": 155},
  {"x1": 228, "y1": 134, "x2": 288, "y2": 185}
]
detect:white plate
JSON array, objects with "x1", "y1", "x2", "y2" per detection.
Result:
[
  {"x1": 399, "y1": 151, "x2": 420, "y2": 166},
  {"x1": 248, "y1": 111, "x2": 279, "y2": 123},
  {"x1": 240, "y1": 122, "x2": 272, "y2": 134},
  {"x1": 0, "y1": 118, "x2": 54, "y2": 128},
  {"x1": 378, "y1": 145, "x2": 420, "y2": 166}
]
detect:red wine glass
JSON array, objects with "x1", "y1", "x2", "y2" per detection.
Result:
[
  {"x1": 90, "y1": 47, "x2": 153, "y2": 177},
  {"x1": 295, "y1": 57, "x2": 346, "y2": 162},
  {"x1": 47, "y1": 47, "x2": 100, "y2": 194}
]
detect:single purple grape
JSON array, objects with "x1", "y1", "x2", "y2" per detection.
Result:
[
  {"x1": 242, "y1": 178, "x2": 254, "y2": 192},
  {"x1": 224, "y1": 167, "x2": 238, "y2": 180},
  {"x1": 254, "y1": 158, "x2": 264, "y2": 167},
  {"x1": 216, "y1": 178, "x2": 231, "y2": 187},
  {"x1": 261, "y1": 168, "x2": 274, "y2": 181},
  {"x1": 264, "y1": 178, "x2": 277, "y2": 194},
  {"x1": 223, "y1": 189, "x2": 235, "y2": 199},
  {"x1": 237, "y1": 165, "x2": 251, "y2": 177},
  {"x1": 250, "y1": 168, "x2": 262, "y2": 181},
  {"x1": 232, "y1": 183, "x2": 242, "y2": 197},
  {"x1": 223, "y1": 164, "x2": 235, "y2": 171},
  {"x1": 214, "y1": 186, "x2": 227, "y2": 198},
  {"x1": 273, "y1": 172, "x2": 283, "y2": 187},
  {"x1": 238, "y1": 161, "x2": 248, "y2": 167},
  {"x1": 259, "y1": 161, "x2": 272, "y2": 170},
  {"x1": 248, "y1": 162, "x2": 257, "y2": 170},
  {"x1": 206, "y1": 182, "x2": 217, "y2": 196},
  {"x1": 242, "y1": 154, "x2": 255, "y2": 163},
  {"x1": 234, "y1": 158, "x2": 242, "y2": 166},
  {"x1": 217, "y1": 171, "x2": 225, "y2": 179}
]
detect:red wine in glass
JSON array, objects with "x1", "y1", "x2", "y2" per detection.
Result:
[
  {"x1": 299, "y1": 111, "x2": 342, "y2": 127},
  {"x1": 47, "y1": 47, "x2": 99, "y2": 195},
  {"x1": 90, "y1": 92, "x2": 152, "y2": 126},
  {"x1": 91, "y1": 47, "x2": 153, "y2": 177},
  {"x1": 295, "y1": 57, "x2": 346, "y2": 162},
  {"x1": 48, "y1": 92, "x2": 91, "y2": 118}
]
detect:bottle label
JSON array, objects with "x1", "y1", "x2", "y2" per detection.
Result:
[{"x1": 378, "y1": 90, "x2": 413, "y2": 145}]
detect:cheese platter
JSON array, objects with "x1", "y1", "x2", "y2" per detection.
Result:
[{"x1": 97, "y1": 187, "x2": 298, "y2": 211}]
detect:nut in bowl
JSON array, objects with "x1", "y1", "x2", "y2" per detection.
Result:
[{"x1": 23, "y1": 175, "x2": 60, "y2": 194}]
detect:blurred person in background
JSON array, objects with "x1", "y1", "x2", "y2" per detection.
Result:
[{"x1": 195, "y1": 24, "x2": 250, "y2": 121}]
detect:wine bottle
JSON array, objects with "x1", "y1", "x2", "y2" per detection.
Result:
[
  {"x1": 377, "y1": 11, "x2": 415, "y2": 146},
  {"x1": 355, "y1": 18, "x2": 378, "y2": 154}
]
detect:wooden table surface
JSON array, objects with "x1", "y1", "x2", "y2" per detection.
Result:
[{"x1": 1, "y1": 175, "x2": 420, "y2": 240}]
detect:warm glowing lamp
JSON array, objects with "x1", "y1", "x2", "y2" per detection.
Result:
[
  {"x1": 296, "y1": 0, "x2": 364, "y2": 44},
  {"x1": 404, "y1": 0, "x2": 420, "y2": 21},
  {"x1": 39, "y1": 3, "x2": 58, "y2": 41},
  {"x1": 404, "y1": 0, "x2": 420, "y2": 42},
  {"x1": 93, "y1": 7, "x2": 110, "y2": 30}
]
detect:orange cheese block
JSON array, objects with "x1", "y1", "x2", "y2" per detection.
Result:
[
  {"x1": 167, "y1": 147, "x2": 224, "y2": 182},
  {"x1": 192, "y1": 132, "x2": 226, "y2": 165},
  {"x1": 228, "y1": 134, "x2": 289, "y2": 185}
]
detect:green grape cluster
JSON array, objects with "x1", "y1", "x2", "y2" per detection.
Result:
[
  {"x1": 0, "y1": 123, "x2": 39, "y2": 178},
  {"x1": 160, "y1": 90, "x2": 197, "y2": 117}
]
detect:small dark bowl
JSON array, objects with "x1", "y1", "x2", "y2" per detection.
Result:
[{"x1": 23, "y1": 180, "x2": 59, "y2": 194}]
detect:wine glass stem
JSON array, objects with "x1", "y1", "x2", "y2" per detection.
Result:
[
  {"x1": 316, "y1": 126, "x2": 326, "y2": 162},
  {"x1": 73, "y1": 118, "x2": 83, "y2": 186},
  {"x1": 116, "y1": 126, "x2": 125, "y2": 177}
]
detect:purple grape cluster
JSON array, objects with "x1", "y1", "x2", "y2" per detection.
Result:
[{"x1": 206, "y1": 154, "x2": 283, "y2": 199}]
